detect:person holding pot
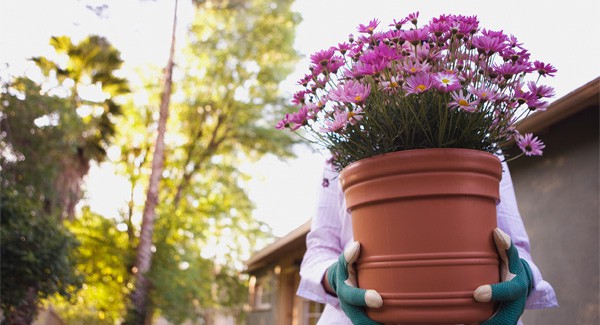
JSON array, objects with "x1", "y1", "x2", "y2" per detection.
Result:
[{"x1": 296, "y1": 159, "x2": 558, "y2": 325}]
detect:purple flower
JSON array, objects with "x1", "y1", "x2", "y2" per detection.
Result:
[
  {"x1": 516, "y1": 133, "x2": 545, "y2": 156},
  {"x1": 494, "y1": 62, "x2": 529, "y2": 80},
  {"x1": 433, "y1": 72, "x2": 461, "y2": 92},
  {"x1": 448, "y1": 90, "x2": 479, "y2": 112},
  {"x1": 321, "y1": 110, "x2": 349, "y2": 133},
  {"x1": 402, "y1": 27, "x2": 430, "y2": 46},
  {"x1": 310, "y1": 48, "x2": 335, "y2": 67},
  {"x1": 528, "y1": 81, "x2": 555, "y2": 99},
  {"x1": 358, "y1": 19, "x2": 380, "y2": 34},
  {"x1": 406, "y1": 11, "x2": 420, "y2": 25},
  {"x1": 404, "y1": 73, "x2": 433, "y2": 94},
  {"x1": 471, "y1": 33, "x2": 507, "y2": 55},
  {"x1": 328, "y1": 80, "x2": 371, "y2": 104},
  {"x1": 468, "y1": 86, "x2": 497, "y2": 103},
  {"x1": 389, "y1": 17, "x2": 409, "y2": 30},
  {"x1": 336, "y1": 42, "x2": 353, "y2": 55},
  {"x1": 533, "y1": 61, "x2": 557, "y2": 77}
]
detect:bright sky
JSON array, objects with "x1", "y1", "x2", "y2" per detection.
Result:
[{"x1": 2, "y1": 0, "x2": 599, "y2": 238}]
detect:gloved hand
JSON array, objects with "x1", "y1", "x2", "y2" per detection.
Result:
[
  {"x1": 325, "y1": 241, "x2": 383, "y2": 325},
  {"x1": 474, "y1": 228, "x2": 534, "y2": 325}
]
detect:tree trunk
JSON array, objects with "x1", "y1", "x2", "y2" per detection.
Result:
[
  {"x1": 6, "y1": 286, "x2": 37, "y2": 325},
  {"x1": 124, "y1": 1, "x2": 178, "y2": 323}
]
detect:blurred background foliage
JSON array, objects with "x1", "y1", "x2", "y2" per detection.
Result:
[{"x1": 0, "y1": 0, "x2": 301, "y2": 323}]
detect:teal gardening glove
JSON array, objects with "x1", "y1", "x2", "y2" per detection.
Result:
[
  {"x1": 325, "y1": 242, "x2": 383, "y2": 325},
  {"x1": 474, "y1": 228, "x2": 534, "y2": 325},
  {"x1": 327, "y1": 229, "x2": 532, "y2": 325}
]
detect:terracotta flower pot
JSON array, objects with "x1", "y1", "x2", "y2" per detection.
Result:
[{"x1": 339, "y1": 148, "x2": 502, "y2": 324}]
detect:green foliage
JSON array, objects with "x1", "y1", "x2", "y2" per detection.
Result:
[
  {"x1": 0, "y1": 191, "x2": 82, "y2": 320},
  {"x1": 109, "y1": 0, "x2": 302, "y2": 322},
  {"x1": 0, "y1": 34, "x2": 130, "y2": 322},
  {"x1": 47, "y1": 208, "x2": 133, "y2": 324}
]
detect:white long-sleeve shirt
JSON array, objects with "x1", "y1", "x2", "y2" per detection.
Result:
[{"x1": 297, "y1": 159, "x2": 558, "y2": 324}]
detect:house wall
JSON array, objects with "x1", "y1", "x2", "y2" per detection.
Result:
[
  {"x1": 247, "y1": 249, "x2": 307, "y2": 325},
  {"x1": 508, "y1": 106, "x2": 599, "y2": 324}
]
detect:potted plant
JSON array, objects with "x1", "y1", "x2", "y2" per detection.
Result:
[{"x1": 277, "y1": 12, "x2": 555, "y2": 324}]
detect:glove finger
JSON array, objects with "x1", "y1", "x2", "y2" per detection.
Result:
[
  {"x1": 481, "y1": 296, "x2": 527, "y2": 325},
  {"x1": 340, "y1": 303, "x2": 382, "y2": 325},
  {"x1": 489, "y1": 277, "x2": 528, "y2": 302},
  {"x1": 338, "y1": 282, "x2": 370, "y2": 307},
  {"x1": 505, "y1": 242, "x2": 524, "y2": 275}
]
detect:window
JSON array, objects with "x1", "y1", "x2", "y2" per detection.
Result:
[
  {"x1": 254, "y1": 275, "x2": 273, "y2": 309},
  {"x1": 302, "y1": 300, "x2": 324, "y2": 325}
]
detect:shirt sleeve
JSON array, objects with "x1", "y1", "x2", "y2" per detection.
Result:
[
  {"x1": 496, "y1": 159, "x2": 559, "y2": 309},
  {"x1": 296, "y1": 163, "x2": 344, "y2": 307}
]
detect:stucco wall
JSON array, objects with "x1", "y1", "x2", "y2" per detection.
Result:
[{"x1": 508, "y1": 106, "x2": 599, "y2": 324}]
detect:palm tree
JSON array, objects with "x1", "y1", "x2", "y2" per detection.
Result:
[{"x1": 124, "y1": 0, "x2": 178, "y2": 323}]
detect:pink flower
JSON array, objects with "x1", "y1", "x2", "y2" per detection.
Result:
[
  {"x1": 404, "y1": 73, "x2": 433, "y2": 94},
  {"x1": 380, "y1": 75, "x2": 402, "y2": 92},
  {"x1": 389, "y1": 17, "x2": 409, "y2": 30},
  {"x1": 335, "y1": 42, "x2": 352, "y2": 55},
  {"x1": 321, "y1": 110, "x2": 348, "y2": 133},
  {"x1": 358, "y1": 19, "x2": 380, "y2": 34},
  {"x1": 347, "y1": 107, "x2": 364, "y2": 125},
  {"x1": 468, "y1": 86, "x2": 497, "y2": 103},
  {"x1": 533, "y1": 61, "x2": 557, "y2": 77},
  {"x1": 516, "y1": 133, "x2": 545, "y2": 156},
  {"x1": 471, "y1": 33, "x2": 507, "y2": 55},
  {"x1": 448, "y1": 90, "x2": 479, "y2": 112},
  {"x1": 527, "y1": 81, "x2": 555, "y2": 99},
  {"x1": 310, "y1": 48, "x2": 335, "y2": 67},
  {"x1": 402, "y1": 60, "x2": 431, "y2": 74},
  {"x1": 433, "y1": 72, "x2": 461, "y2": 92},
  {"x1": 406, "y1": 11, "x2": 420, "y2": 25},
  {"x1": 401, "y1": 27, "x2": 430, "y2": 46},
  {"x1": 328, "y1": 80, "x2": 371, "y2": 104}
]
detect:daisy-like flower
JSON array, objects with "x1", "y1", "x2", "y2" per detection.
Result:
[
  {"x1": 358, "y1": 19, "x2": 380, "y2": 34},
  {"x1": 406, "y1": 11, "x2": 419, "y2": 25},
  {"x1": 404, "y1": 73, "x2": 433, "y2": 94},
  {"x1": 401, "y1": 27, "x2": 429, "y2": 46},
  {"x1": 285, "y1": 106, "x2": 309, "y2": 131},
  {"x1": 347, "y1": 107, "x2": 364, "y2": 125},
  {"x1": 448, "y1": 90, "x2": 479, "y2": 112},
  {"x1": 321, "y1": 110, "x2": 349, "y2": 133},
  {"x1": 310, "y1": 48, "x2": 335, "y2": 67},
  {"x1": 380, "y1": 75, "x2": 402, "y2": 92},
  {"x1": 402, "y1": 59, "x2": 431, "y2": 74},
  {"x1": 328, "y1": 80, "x2": 371, "y2": 104},
  {"x1": 468, "y1": 86, "x2": 497, "y2": 103},
  {"x1": 471, "y1": 33, "x2": 507, "y2": 55},
  {"x1": 336, "y1": 42, "x2": 352, "y2": 55},
  {"x1": 433, "y1": 72, "x2": 461, "y2": 92},
  {"x1": 533, "y1": 61, "x2": 557, "y2": 77},
  {"x1": 389, "y1": 17, "x2": 409, "y2": 30},
  {"x1": 527, "y1": 81, "x2": 556, "y2": 99},
  {"x1": 516, "y1": 133, "x2": 545, "y2": 156}
]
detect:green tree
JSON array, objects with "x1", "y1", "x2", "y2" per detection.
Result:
[
  {"x1": 0, "y1": 35, "x2": 129, "y2": 323},
  {"x1": 46, "y1": 208, "x2": 133, "y2": 325},
  {"x1": 124, "y1": 0, "x2": 179, "y2": 323},
  {"x1": 117, "y1": 0, "x2": 301, "y2": 322},
  {"x1": 0, "y1": 192, "x2": 81, "y2": 324}
]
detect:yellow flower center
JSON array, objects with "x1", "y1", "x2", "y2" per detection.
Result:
[
  {"x1": 481, "y1": 92, "x2": 488, "y2": 98},
  {"x1": 441, "y1": 78, "x2": 450, "y2": 84},
  {"x1": 410, "y1": 67, "x2": 417, "y2": 73},
  {"x1": 348, "y1": 111, "x2": 356, "y2": 119},
  {"x1": 416, "y1": 84, "x2": 426, "y2": 92},
  {"x1": 458, "y1": 99, "x2": 469, "y2": 106},
  {"x1": 354, "y1": 95, "x2": 362, "y2": 102}
]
